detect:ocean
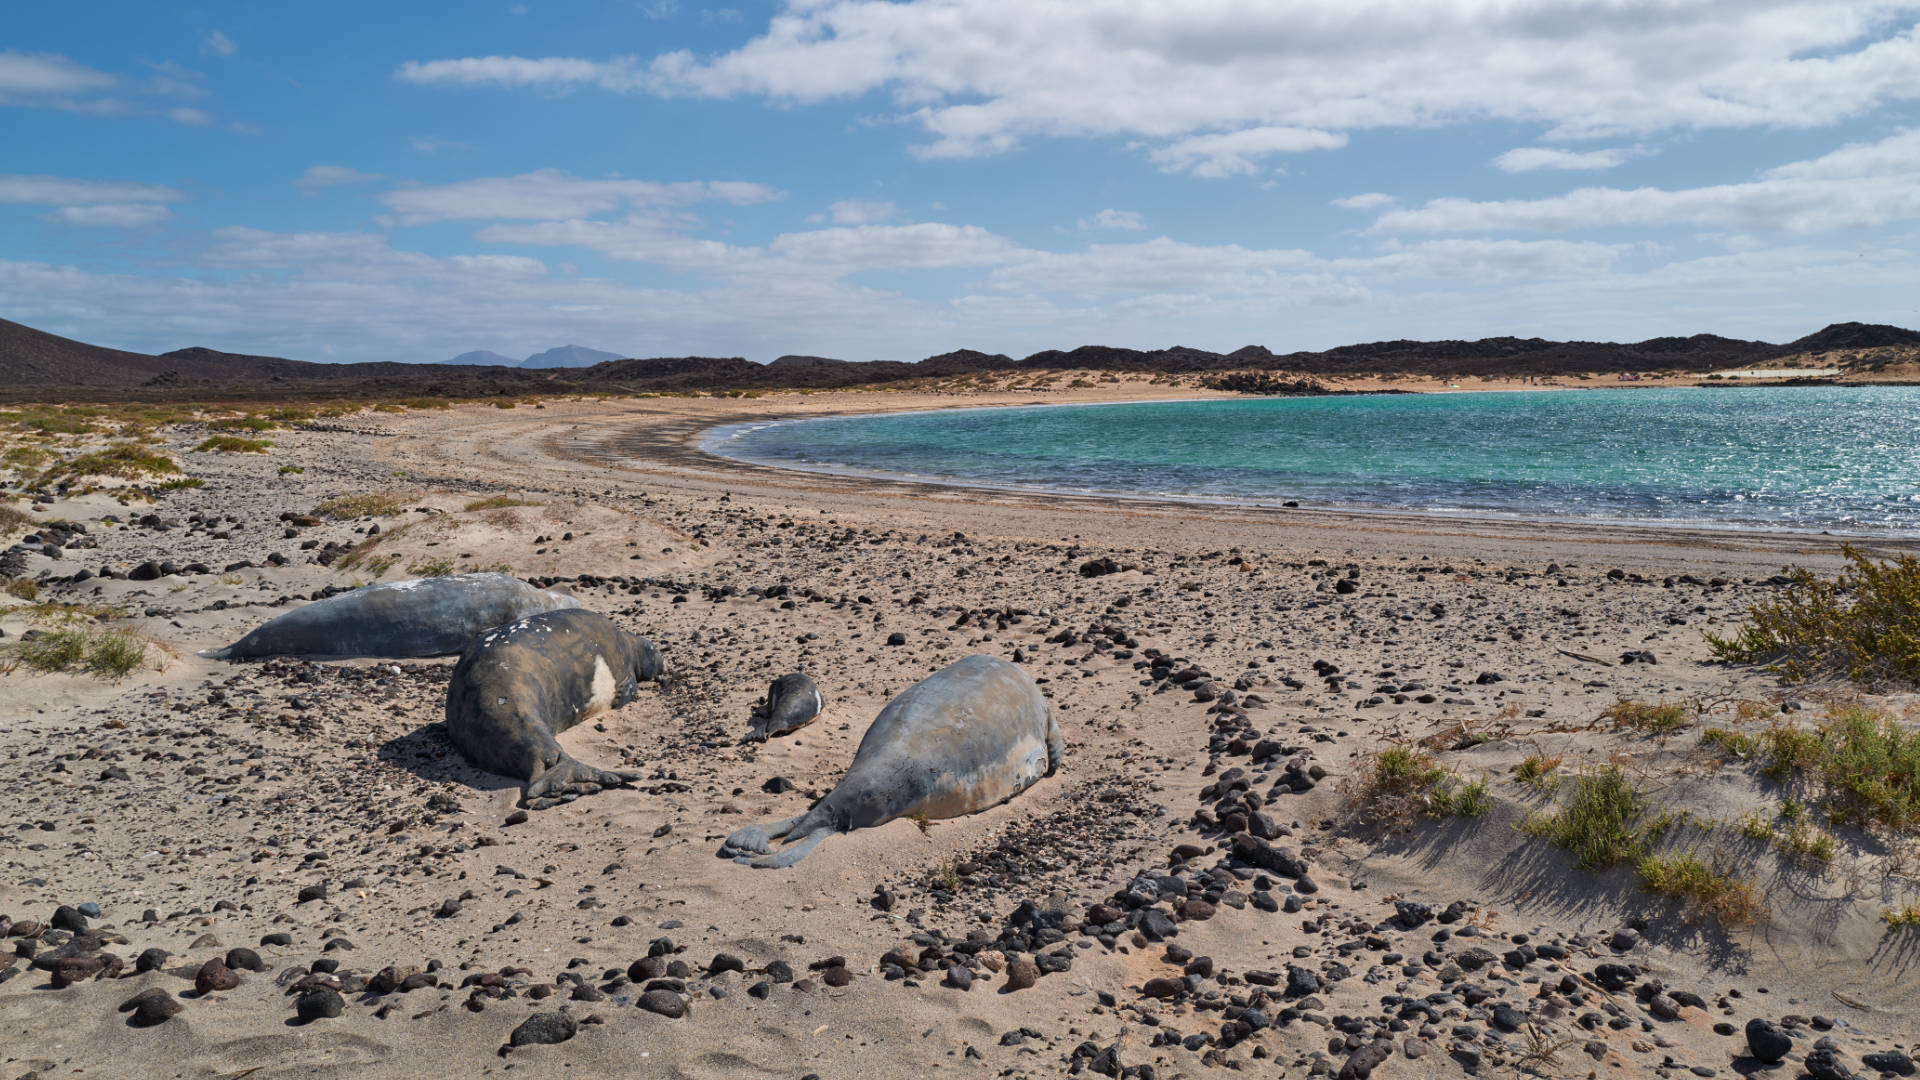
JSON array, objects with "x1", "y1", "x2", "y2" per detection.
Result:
[{"x1": 702, "y1": 386, "x2": 1920, "y2": 535}]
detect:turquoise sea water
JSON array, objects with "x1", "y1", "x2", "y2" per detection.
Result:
[{"x1": 701, "y1": 387, "x2": 1920, "y2": 535}]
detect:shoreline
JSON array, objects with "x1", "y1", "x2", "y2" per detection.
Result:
[{"x1": 683, "y1": 388, "x2": 1920, "y2": 553}]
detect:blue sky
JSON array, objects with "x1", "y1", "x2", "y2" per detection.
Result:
[{"x1": 4, "y1": 1, "x2": 1919, "y2": 364}]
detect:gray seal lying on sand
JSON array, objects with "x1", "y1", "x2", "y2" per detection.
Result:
[
  {"x1": 445, "y1": 608, "x2": 663, "y2": 805},
  {"x1": 744, "y1": 673, "x2": 825, "y2": 743},
  {"x1": 199, "y1": 573, "x2": 579, "y2": 660},
  {"x1": 722, "y1": 654, "x2": 1062, "y2": 867}
]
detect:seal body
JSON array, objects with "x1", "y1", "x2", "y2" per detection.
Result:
[
  {"x1": 744, "y1": 673, "x2": 824, "y2": 743},
  {"x1": 722, "y1": 654, "x2": 1062, "y2": 867},
  {"x1": 445, "y1": 608, "x2": 664, "y2": 804},
  {"x1": 200, "y1": 573, "x2": 579, "y2": 660}
]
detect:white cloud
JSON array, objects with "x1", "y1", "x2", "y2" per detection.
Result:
[
  {"x1": 1331, "y1": 192, "x2": 1396, "y2": 210},
  {"x1": 768, "y1": 223, "x2": 1018, "y2": 271},
  {"x1": 1078, "y1": 209, "x2": 1144, "y2": 231},
  {"x1": 824, "y1": 199, "x2": 899, "y2": 225},
  {"x1": 1374, "y1": 128, "x2": 1920, "y2": 234},
  {"x1": 399, "y1": 1, "x2": 1920, "y2": 165},
  {"x1": 1148, "y1": 126, "x2": 1347, "y2": 178},
  {"x1": 45, "y1": 204, "x2": 173, "y2": 227},
  {"x1": 0, "y1": 50, "x2": 114, "y2": 97},
  {"x1": 297, "y1": 166, "x2": 386, "y2": 193},
  {"x1": 396, "y1": 56, "x2": 644, "y2": 93},
  {"x1": 0, "y1": 174, "x2": 185, "y2": 207},
  {"x1": 1493, "y1": 146, "x2": 1643, "y2": 172},
  {"x1": 169, "y1": 106, "x2": 213, "y2": 126},
  {"x1": 410, "y1": 135, "x2": 467, "y2": 153},
  {"x1": 377, "y1": 169, "x2": 782, "y2": 224},
  {"x1": 6, "y1": 218, "x2": 1918, "y2": 366},
  {"x1": 202, "y1": 30, "x2": 237, "y2": 58}
]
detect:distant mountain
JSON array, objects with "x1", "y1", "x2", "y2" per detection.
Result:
[
  {"x1": 520, "y1": 345, "x2": 623, "y2": 369},
  {"x1": 1785, "y1": 322, "x2": 1920, "y2": 353},
  {"x1": 6, "y1": 315, "x2": 1918, "y2": 401},
  {"x1": 440, "y1": 350, "x2": 517, "y2": 366}
]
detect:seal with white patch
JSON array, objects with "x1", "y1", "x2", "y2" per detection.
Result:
[
  {"x1": 721, "y1": 654, "x2": 1062, "y2": 867},
  {"x1": 199, "y1": 573, "x2": 579, "y2": 660},
  {"x1": 744, "y1": 673, "x2": 825, "y2": 743},
  {"x1": 445, "y1": 608, "x2": 664, "y2": 805}
]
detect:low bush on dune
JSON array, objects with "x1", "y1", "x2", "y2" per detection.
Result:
[
  {"x1": 314, "y1": 493, "x2": 404, "y2": 518},
  {"x1": 0, "y1": 408, "x2": 96, "y2": 435},
  {"x1": 1636, "y1": 851, "x2": 1767, "y2": 925},
  {"x1": 38, "y1": 443, "x2": 180, "y2": 484},
  {"x1": 1344, "y1": 745, "x2": 1490, "y2": 826},
  {"x1": 1602, "y1": 698, "x2": 1695, "y2": 734},
  {"x1": 463, "y1": 495, "x2": 540, "y2": 512},
  {"x1": 0, "y1": 504, "x2": 31, "y2": 536},
  {"x1": 1750, "y1": 706, "x2": 1920, "y2": 830},
  {"x1": 1522, "y1": 765, "x2": 1658, "y2": 870},
  {"x1": 206, "y1": 415, "x2": 280, "y2": 432},
  {"x1": 1707, "y1": 545, "x2": 1920, "y2": 687},
  {"x1": 193, "y1": 435, "x2": 273, "y2": 453},
  {"x1": 4, "y1": 625, "x2": 150, "y2": 679}
]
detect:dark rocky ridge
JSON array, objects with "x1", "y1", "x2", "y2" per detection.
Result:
[{"x1": 4, "y1": 315, "x2": 1915, "y2": 402}]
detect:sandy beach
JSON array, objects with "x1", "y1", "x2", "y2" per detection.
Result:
[{"x1": 3, "y1": 386, "x2": 1918, "y2": 1080}]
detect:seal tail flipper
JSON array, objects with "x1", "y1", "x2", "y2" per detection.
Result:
[
  {"x1": 750, "y1": 825, "x2": 836, "y2": 868},
  {"x1": 197, "y1": 645, "x2": 237, "y2": 660},
  {"x1": 525, "y1": 753, "x2": 640, "y2": 801},
  {"x1": 1045, "y1": 705, "x2": 1064, "y2": 776},
  {"x1": 722, "y1": 814, "x2": 802, "y2": 856}
]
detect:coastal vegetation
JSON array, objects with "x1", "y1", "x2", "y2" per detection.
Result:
[
  {"x1": 193, "y1": 435, "x2": 274, "y2": 453},
  {"x1": 1345, "y1": 745, "x2": 1491, "y2": 824},
  {"x1": 3, "y1": 624, "x2": 151, "y2": 679},
  {"x1": 1707, "y1": 545, "x2": 1920, "y2": 686},
  {"x1": 314, "y1": 493, "x2": 406, "y2": 518}
]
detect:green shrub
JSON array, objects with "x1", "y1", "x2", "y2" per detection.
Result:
[
  {"x1": 41, "y1": 443, "x2": 180, "y2": 483},
  {"x1": 1346, "y1": 746, "x2": 1487, "y2": 825},
  {"x1": 1636, "y1": 851, "x2": 1766, "y2": 925},
  {"x1": 1707, "y1": 545, "x2": 1920, "y2": 686},
  {"x1": 1523, "y1": 766, "x2": 1651, "y2": 870},
  {"x1": 463, "y1": 495, "x2": 540, "y2": 512},
  {"x1": 1603, "y1": 699, "x2": 1694, "y2": 734},
  {"x1": 206, "y1": 415, "x2": 280, "y2": 432},
  {"x1": 13, "y1": 627, "x2": 89, "y2": 671},
  {"x1": 1701, "y1": 728, "x2": 1760, "y2": 757},
  {"x1": 0, "y1": 504, "x2": 30, "y2": 536},
  {"x1": 193, "y1": 435, "x2": 273, "y2": 453},
  {"x1": 84, "y1": 629, "x2": 149, "y2": 678},
  {"x1": 314, "y1": 493, "x2": 405, "y2": 518},
  {"x1": 407, "y1": 555, "x2": 456, "y2": 577}
]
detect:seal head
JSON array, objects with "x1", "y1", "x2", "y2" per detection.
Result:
[{"x1": 744, "y1": 673, "x2": 825, "y2": 743}]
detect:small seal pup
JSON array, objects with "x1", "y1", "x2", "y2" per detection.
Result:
[
  {"x1": 200, "y1": 573, "x2": 579, "y2": 660},
  {"x1": 743, "y1": 673, "x2": 825, "y2": 743},
  {"x1": 445, "y1": 608, "x2": 663, "y2": 805},
  {"x1": 722, "y1": 654, "x2": 1061, "y2": 867}
]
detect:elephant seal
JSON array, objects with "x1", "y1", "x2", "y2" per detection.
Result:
[
  {"x1": 445, "y1": 608, "x2": 664, "y2": 805},
  {"x1": 721, "y1": 654, "x2": 1061, "y2": 867},
  {"x1": 200, "y1": 573, "x2": 579, "y2": 660},
  {"x1": 744, "y1": 673, "x2": 825, "y2": 743}
]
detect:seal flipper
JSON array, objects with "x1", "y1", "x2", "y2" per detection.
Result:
[
  {"x1": 524, "y1": 753, "x2": 640, "y2": 805},
  {"x1": 747, "y1": 825, "x2": 835, "y2": 868}
]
